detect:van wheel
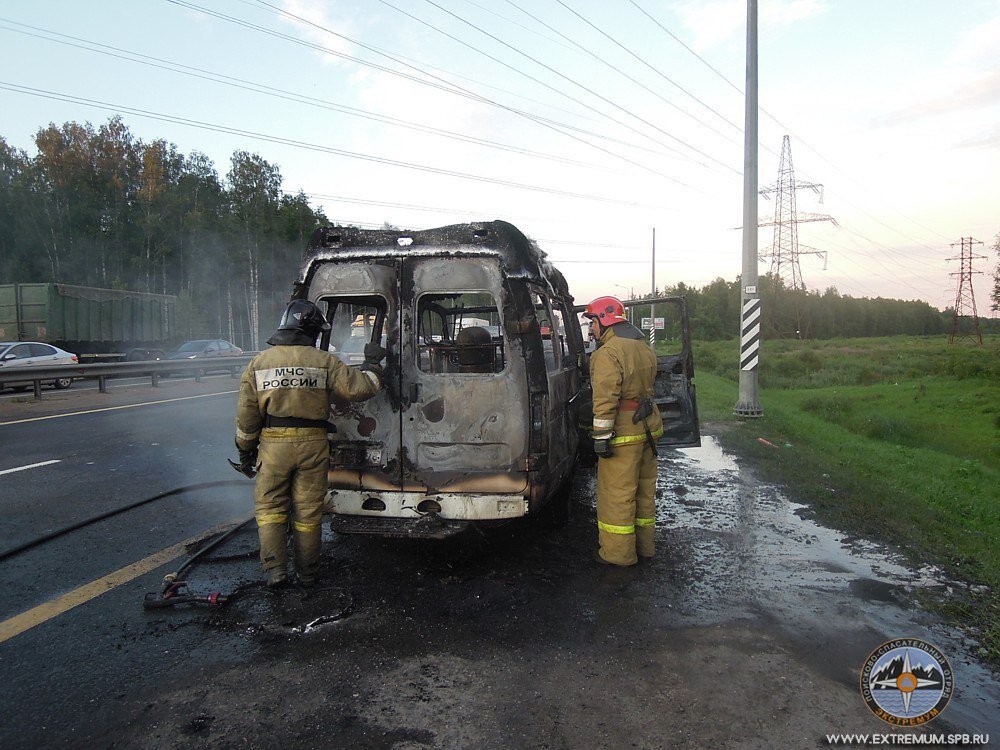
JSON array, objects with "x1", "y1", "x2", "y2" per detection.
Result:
[
  {"x1": 537, "y1": 478, "x2": 573, "y2": 529},
  {"x1": 53, "y1": 377, "x2": 73, "y2": 390}
]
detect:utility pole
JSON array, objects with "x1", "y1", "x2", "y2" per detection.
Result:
[
  {"x1": 947, "y1": 237, "x2": 985, "y2": 345},
  {"x1": 614, "y1": 284, "x2": 631, "y2": 324},
  {"x1": 734, "y1": 0, "x2": 763, "y2": 418},
  {"x1": 650, "y1": 227, "x2": 656, "y2": 351}
]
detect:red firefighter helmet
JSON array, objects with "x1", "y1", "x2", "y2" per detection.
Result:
[{"x1": 583, "y1": 296, "x2": 627, "y2": 326}]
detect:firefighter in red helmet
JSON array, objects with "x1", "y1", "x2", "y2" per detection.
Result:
[{"x1": 583, "y1": 296, "x2": 663, "y2": 566}]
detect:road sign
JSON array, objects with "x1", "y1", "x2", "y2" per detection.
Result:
[{"x1": 641, "y1": 317, "x2": 665, "y2": 330}]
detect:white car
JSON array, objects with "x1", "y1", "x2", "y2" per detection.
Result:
[{"x1": 0, "y1": 342, "x2": 78, "y2": 391}]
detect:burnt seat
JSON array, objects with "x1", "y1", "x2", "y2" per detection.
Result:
[{"x1": 455, "y1": 326, "x2": 495, "y2": 373}]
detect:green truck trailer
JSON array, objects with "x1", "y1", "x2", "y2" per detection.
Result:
[{"x1": 0, "y1": 283, "x2": 176, "y2": 360}]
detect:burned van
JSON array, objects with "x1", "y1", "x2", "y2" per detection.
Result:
[{"x1": 291, "y1": 220, "x2": 697, "y2": 538}]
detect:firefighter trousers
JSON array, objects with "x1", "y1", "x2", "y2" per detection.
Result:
[
  {"x1": 254, "y1": 437, "x2": 328, "y2": 579},
  {"x1": 596, "y1": 441, "x2": 657, "y2": 566}
]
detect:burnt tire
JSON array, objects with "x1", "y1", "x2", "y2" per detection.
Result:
[
  {"x1": 12, "y1": 385, "x2": 30, "y2": 393},
  {"x1": 535, "y1": 477, "x2": 574, "y2": 529}
]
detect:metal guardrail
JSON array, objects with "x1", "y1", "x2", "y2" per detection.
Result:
[{"x1": 0, "y1": 355, "x2": 256, "y2": 399}]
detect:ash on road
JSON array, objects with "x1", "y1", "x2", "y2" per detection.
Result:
[{"x1": 98, "y1": 437, "x2": 999, "y2": 748}]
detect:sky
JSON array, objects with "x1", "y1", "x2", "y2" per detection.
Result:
[{"x1": 0, "y1": 0, "x2": 998, "y2": 313}]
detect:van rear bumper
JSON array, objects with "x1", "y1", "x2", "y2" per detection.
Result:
[
  {"x1": 328, "y1": 514, "x2": 469, "y2": 540},
  {"x1": 328, "y1": 489, "x2": 528, "y2": 521}
]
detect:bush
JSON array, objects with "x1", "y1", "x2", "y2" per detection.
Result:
[
  {"x1": 800, "y1": 394, "x2": 854, "y2": 421},
  {"x1": 940, "y1": 349, "x2": 999, "y2": 380},
  {"x1": 797, "y1": 349, "x2": 823, "y2": 373},
  {"x1": 855, "y1": 368, "x2": 881, "y2": 385},
  {"x1": 860, "y1": 415, "x2": 917, "y2": 444}
]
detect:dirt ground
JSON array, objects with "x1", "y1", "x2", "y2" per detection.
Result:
[{"x1": 98, "y1": 433, "x2": 997, "y2": 749}]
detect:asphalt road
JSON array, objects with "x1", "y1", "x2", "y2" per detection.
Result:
[{"x1": 0, "y1": 381, "x2": 996, "y2": 749}]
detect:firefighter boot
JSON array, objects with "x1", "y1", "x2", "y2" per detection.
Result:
[
  {"x1": 635, "y1": 446, "x2": 658, "y2": 559},
  {"x1": 267, "y1": 567, "x2": 288, "y2": 588},
  {"x1": 288, "y1": 439, "x2": 328, "y2": 587},
  {"x1": 292, "y1": 522, "x2": 321, "y2": 587},
  {"x1": 257, "y1": 521, "x2": 289, "y2": 585}
]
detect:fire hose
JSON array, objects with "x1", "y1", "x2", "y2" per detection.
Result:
[
  {"x1": 142, "y1": 517, "x2": 255, "y2": 610},
  {"x1": 0, "y1": 480, "x2": 249, "y2": 563}
]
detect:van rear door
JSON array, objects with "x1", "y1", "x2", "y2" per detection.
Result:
[
  {"x1": 313, "y1": 259, "x2": 403, "y2": 488},
  {"x1": 651, "y1": 297, "x2": 700, "y2": 448},
  {"x1": 398, "y1": 255, "x2": 529, "y2": 495}
]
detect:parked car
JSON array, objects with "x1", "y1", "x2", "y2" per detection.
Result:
[
  {"x1": 0, "y1": 341, "x2": 78, "y2": 391},
  {"x1": 165, "y1": 339, "x2": 243, "y2": 375}
]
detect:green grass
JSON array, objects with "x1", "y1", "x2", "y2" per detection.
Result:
[{"x1": 682, "y1": 334, "x2": 1000, "y2": 663}]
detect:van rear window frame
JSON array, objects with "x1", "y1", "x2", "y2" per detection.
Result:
[
  {"x1": 318, "y1": 294, "x2": 389, "y2": 365},
  {"x1": 415, "y1": 290, "x2": 507, "y2": 376}
]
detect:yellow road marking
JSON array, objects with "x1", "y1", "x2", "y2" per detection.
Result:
[
  {"x1": 0, "y1": 517, "x2": 250, "y2": 645},
  {"x1": 0, "y1": 390, "x2": 238, "y2": 426}
]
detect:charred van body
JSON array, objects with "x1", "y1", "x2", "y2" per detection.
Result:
[{"x1": 291, "y1": 220, "x2": 698, "y2": 539}]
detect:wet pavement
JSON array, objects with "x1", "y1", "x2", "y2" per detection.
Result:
[
  {"x1": 3, "y1": 429, "x2": 997, "y2": 748},
  {"x1": 654, "y1": 437, "x2": 998, "y2": 733},
  {"x1": 108, "y1": 435, "x2": 1000, "y2": 747}
]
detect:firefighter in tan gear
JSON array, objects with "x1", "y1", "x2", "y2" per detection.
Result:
[
  {"x1": 583, "y1": 296, "x2": 663, "y2": 567},
  {"x1": 232, "y1": 300, "x2": 384, "y2": 587}
]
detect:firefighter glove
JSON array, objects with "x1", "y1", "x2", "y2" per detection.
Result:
[
  {"x1": 361, "y1": 342, "x2": 387, "y2": 380},
  {"x1": 238, "y1": 445, "x2": 258, "y2": 469},
  {"x1": 228, "y1": 442, "x2": 258, "y2": 478},
  {"x1": 592, "y1": 432, "x2": 614, "y2": 459},
  {"x1": 228, "y1": 456, "x2": 257, "y2": 478}
]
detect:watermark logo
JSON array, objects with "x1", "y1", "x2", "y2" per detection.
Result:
[{"x1": 860, "y1": 639, "x2": 953, "y2": 726}]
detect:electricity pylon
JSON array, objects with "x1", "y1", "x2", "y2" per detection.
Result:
[
  {"x1": 758, "y1": 135, "x2": 836, "y2": 337},
  {"x1": 947, "y1": 237, "x2": 985, "y2": 346}
]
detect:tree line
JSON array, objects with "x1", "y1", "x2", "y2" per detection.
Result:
[
  {"x1": 0, "y1": 116, "x2": 327, "y2": 349},
  {"x1": 640, "y1": 275, "x2": 993, "y2": 341},
  {"x1": 0, "y1": 116, "x2": 995, "y2": 347}
]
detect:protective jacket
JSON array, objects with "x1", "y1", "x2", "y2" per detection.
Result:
[
  {"x1": 590, "y1": 322, "x2": 662, "y2": 566},
  {"x1": 235, "y1": 342, "x2": 380, "y2": 582},
  {"x1": 235, "y1": 344, "x2": 380, "y2": 449},
  {"x1": 590, "y1": 323, "x2": 663, "y2": 445}
]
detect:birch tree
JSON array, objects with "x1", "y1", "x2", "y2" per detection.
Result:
[{"x1": 226, "y1": 150, "x2": 281, "y2": 350}]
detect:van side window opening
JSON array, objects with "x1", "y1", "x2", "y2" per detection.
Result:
[
  {"x1": 417, "y1": 292, "x2": 505, "y2": 374},
  {"x1": 529, "y1": 288, "x2": 559, "y2": 371},
  {"x1": 320, "y1": 296, "x2": 387, "y2": 367},
  {"x1": 550, "y1": 304, "x2": 570, "y2": 361}
]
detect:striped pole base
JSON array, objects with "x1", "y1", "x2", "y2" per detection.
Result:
[{"x1": 734, "y1": 297, "x2": 763, "y2": 417}]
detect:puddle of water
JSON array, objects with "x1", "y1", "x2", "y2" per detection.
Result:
[{"x1": 647, "y1": 435, "x2": 999, "y2": 734}]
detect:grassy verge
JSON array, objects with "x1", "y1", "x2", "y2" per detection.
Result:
[{"x1": 684, "y1": 335, "x2": 1000, "y2": 664}]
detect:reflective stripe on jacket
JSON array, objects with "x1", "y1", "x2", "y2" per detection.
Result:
[{"x1": 235, "y1": 345, "x2": 379, "y2": 448}]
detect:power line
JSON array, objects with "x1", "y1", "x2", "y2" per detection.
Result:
[
  {"x1": 797, "y1": 171, "x2": 952, "y2": 254},
  {"x1": 177, "y1": 0, "x2": 700, "y2": 187},
  {"x1": 822, "y1": 231, "x2": 945, "y2": 299},
  {"x1": 303, "y1": 213, "x2": 692, "y2": 259},
  {"x1": 627, "y1": 0, "x2": 953, "y2": 244},
  {"x1": 552, "y1": 0, "x2": 743, "y2": 135},
  {"x1": 302, "y1": 190, "x2": 704, "y2": 252},
  {"x1": 457, "y1": 0, "x2": 580, "y2": 55},
  {"x1": 499, "y1": 0, "x2": 741, "y2": 147},
  {"x1": 0, "y1": 81, "x2": 664, "y2": 209},
  {"x1": 411, "y1": 0, "x2": 740, "y2": 174},
  {"x1": 0, "y1": 20, "x2": 613, "y2": 173}
]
